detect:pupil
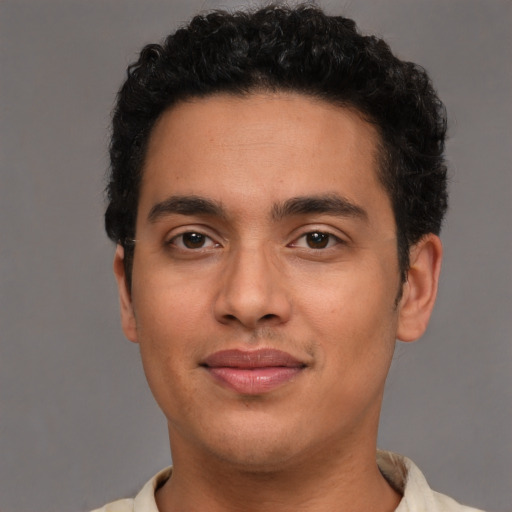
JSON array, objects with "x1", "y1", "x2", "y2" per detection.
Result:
[
  {"x1": 183, "y1": 232, "x2": 205, "y2": 248},
  {"x1": 307, "y1": 232, "x2": 329, "y2": 249}
]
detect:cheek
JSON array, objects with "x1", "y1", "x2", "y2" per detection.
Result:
[
  {"x1": 299, "y1": 264, "x2": 396, "y2": 328},
  {"x1": 297, "y1": 264, "x2": 399, "y2": 374},
  {"x1": 135, "y1": 305, "x2": 203, "y2": 424},
  {"x1": 133, "y1": 262, "x2": 208, "y2": 333},
  {"x1": 131, "y1": 272, "x2": 210, "y2": 395}
]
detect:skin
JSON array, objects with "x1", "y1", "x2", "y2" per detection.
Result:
[{"x1": 114, "y1": 92, "x2": 442, "y2": 512}]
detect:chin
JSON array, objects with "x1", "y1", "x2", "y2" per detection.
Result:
[{"x1": 195, "y1": 417, "x2": 317, "y2": 472}]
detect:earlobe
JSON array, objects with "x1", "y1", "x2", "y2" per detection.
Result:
[
  {"x1": 396, "y1": 234, "x2": 443, "y2": 342},
  {"x1": 113, "y1": 245, "x2": 138, "y2": 343}
]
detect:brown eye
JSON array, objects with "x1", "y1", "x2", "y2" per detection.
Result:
[
  {"x1": 167, "y1": 230, "x2": 221, "y2": 252},
  {"x1": 305, "y1": 232, "x2": 330, "y2": 249},
  {"x1": 182, "y1": 232, "x2": 207, "y2": 249}
]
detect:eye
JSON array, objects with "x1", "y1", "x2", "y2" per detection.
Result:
[
  {"x1": 291, "y1": 231, "x2": 341, "y2": 249},
  {"x1": 168, "y1": 231, "x2": 220, "y2": 250}
]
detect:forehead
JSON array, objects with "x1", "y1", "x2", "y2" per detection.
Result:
[{"x1": 138, "y1": 92, "x2": 389, "y2": 224}]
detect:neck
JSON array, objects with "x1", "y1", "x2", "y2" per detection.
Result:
[{"x1": 156, "y1": 431, "x2": 401, "y2": 512}]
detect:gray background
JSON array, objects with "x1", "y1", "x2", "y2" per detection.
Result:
[{"x1": 0, "y1": 1, "x2": 510, "y2": 511}]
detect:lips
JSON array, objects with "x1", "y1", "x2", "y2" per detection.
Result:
[{"x1": 202, "y1": 349, "x2": 306, "y2": 394}]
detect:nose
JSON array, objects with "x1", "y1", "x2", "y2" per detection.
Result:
[{"x1": 213, "y1": 246, "x2": 292, "y2": 330}]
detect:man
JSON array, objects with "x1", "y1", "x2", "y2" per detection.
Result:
[{"x1": 95, "y1": 4, "x2": 483, "y2": 511}]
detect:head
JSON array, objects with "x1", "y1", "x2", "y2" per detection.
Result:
[
  {"x1": 105, "y1": 3, "x2": 446, "y2": 473},
  {"x1": 105, "y1": 3, "x2": 448, "y2": 288}
]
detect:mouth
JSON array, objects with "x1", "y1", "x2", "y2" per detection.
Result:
[{"x1": 201, "y1": 349, "x2": 307, "y2": 395}]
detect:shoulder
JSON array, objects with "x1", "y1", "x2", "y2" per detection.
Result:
[
  {"x1": 430, "y1": 490, "x2": 486, "y2": 512},
  {"x1": 90, "y1": 498, "x2": 134, "y2": 512},
  {"x1": 377, "y1": 450, "x2": 486, "y2": 512},
  {"x1": 89, "y1": 467, "x2": 172, "y2": 512}
]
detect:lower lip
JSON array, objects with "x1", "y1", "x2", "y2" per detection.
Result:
[{"x1": 206, "y1": 367, "x2": 303, "y2": 394}]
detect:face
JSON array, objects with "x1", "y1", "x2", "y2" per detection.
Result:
[{"x1": 115, "y1": 92, "x2": 435, "y2": 471}]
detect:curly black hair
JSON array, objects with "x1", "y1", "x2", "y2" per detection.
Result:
[{"x1": 105, "y1": 3, "x2": 447, "y2": 285}]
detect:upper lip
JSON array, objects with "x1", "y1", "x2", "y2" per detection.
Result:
[{"x1": 202, "y1": 349, "x2": 306, "y2": 369}]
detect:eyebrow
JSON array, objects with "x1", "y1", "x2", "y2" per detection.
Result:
[
  {"x1": 147, "y1": 193, "x2": 368, "y2": 223},
  {"x1": 271, "y1": 194, "x2": 368, "y2": 221},
  {"x1": 148, "y1": 195, "x2": 226, "y2": 222}
]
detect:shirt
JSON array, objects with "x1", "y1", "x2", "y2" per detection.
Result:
[{"x1": 91, "y1": 450, "x2": 485, "y2": 512}]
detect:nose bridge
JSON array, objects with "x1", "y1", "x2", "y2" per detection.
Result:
[{"x1": 214, "y1": 240, "x2": 290, "y2": 328}]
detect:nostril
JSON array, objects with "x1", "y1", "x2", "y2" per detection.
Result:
[{"x1": 261, "y1": 314, "x2": 277, "y2": 321}]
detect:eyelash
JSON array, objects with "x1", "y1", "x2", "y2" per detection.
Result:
[
  {"x1": 165, "y1": 229, "x2": 345, "y2": 252},
  {"x1": 166, "y1": 231, "x2": 221, "y2": 251},
  {"x1": 288, "y1": 231, "x2": 344, "y2": 250}
]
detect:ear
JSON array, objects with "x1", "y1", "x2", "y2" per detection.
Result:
[
  {"x1": 113, "y1": 245, "x2": 138, "y2": 343},
  {"x1": 396, "y1": 234, "x2": 443, "y2": 342}
]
